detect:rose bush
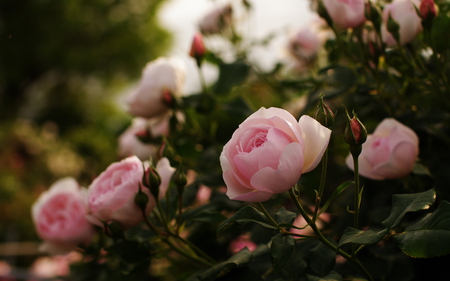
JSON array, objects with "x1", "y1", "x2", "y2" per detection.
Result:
[
  {"x1": 86, "y1": 156, "x2": 175, "y2": 229},
  {"x1": 220, "y1": 107, "x2": 331, "y2": 202},
  {"x1": 31, "y1": 178, "x2": 94, "y2": 254},
  {"x1": 322, "y1": 0, "x2": 366, "y2": 28},
  {"x1": 346, "y1": 118, "x2": 419, "y2": 180},
  {"x1": 381, "y1": 0, "x2": 422, "y2": 46},
  {"x1": 126, "y1": 57, "x2": 185, "y2": 119}
]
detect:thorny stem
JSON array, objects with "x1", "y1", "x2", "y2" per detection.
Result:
[{"x1": 288, "y1": 189, "x2": 374, "y2": 281}]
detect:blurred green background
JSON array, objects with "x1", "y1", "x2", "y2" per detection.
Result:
[{"x1": 0, "y1": 0, "x2": 170, "y2": 265}]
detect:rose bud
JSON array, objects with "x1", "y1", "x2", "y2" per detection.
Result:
[
  {"x1": 190, "y1": 32, "x2": 207, "y2": 67},
  {"x1": 32, "y1": 178, "x2": 94, "y2": 254},
  {"x1": 322, "y1": 0, "x2": 366, "y2": 28},
  {"x1": 419, "y1": 0, "x2": 438, "y2": 21},
  {"x1": 344, "y1": 110, "x2": 367, "y2": 147},
  {"x1": 381, "y1": 0, "x2": 422, "y2": 46},
  {"x1": 346, "y1": 118, "x2": 419, "y2": 180},
  {"x1": 126, "y1": 57, "x2": 185, "y2": 119},
  {"x1": 220, "y1": 107, "x2": 331, "y2": 202}
]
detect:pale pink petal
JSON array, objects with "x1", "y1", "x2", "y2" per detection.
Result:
[
  {"x1": 298, "y1": 115, "x2": 331, "y2": 173},
  {"x1": 372, "y1": 142, "x2": 418, "y2": 179},
  {"x1": 156, "y1": 157, "x2": 176, "y2": 199}
]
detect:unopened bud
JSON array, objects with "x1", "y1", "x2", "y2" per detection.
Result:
[
  {"x1": 314, "y1": 96, "x2": 335, "y2": 128},
  {"x1": 172, "y1": 165, "x2": 187, "y2": 194},
  {"x1": 387, "y1": 13, "x2": 400, "y2": 45},
  {"x1": 190, "y1": 33, "x2": 206, "y2": 67},
  {"x1": 135, "y1": 184, "x2": 150, "y2": 212},
  {"x1": 104, "y1": 220, "x2": 125, "y2": 239},
  {"x1": 344, "y1": 109, "x2": 367, "y2": 147},
  {"x1": 159, "y1": 137, "x2": 176, "y2": 162},
  {"x1": 419, "y1": 0, "x2": 438, "y2": 27},
  {"x1": 143, "y1": 166, "x2": 161, "y2": 199}
]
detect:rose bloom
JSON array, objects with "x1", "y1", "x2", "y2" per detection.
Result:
[
  {"x1": 322, "y1": 0, "x2": 366, "y2": 28},
  {"x1": 220, "y1": 107, "x2": 331, "y2": 202},
  {"x1": 118, "y1": 115, "x2": 170, "y2": 161},
  {"x1": 346, "y1": 118, "x2": 419, "y2": 180},
  {"x1": 32, "y1": 178, "x2": 94, "y2": 254},
  {"x1": 199, "y1": 4, "x2": 233, "y2": 35},
  {"x1": 288, "y1": 28, "x2": 321, "y2": 62},
  {"x1": 126, "y1": 57, "x2": 185, "y2": 119},
  {"x1": 87, "y1": 156, "x2": 175, "y2": 229},
  {"x1": 381, "y1": 0, "x2": 422, "y2": 46}
]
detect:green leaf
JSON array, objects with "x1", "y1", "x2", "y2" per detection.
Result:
[
  {"x1": 270, "y1": 234, "x2": 295, "y2": 273},
  {"x1": 338, "y1": 227, "x2": 388, "y2": 248},
  {"x1": 217, "y1": 205, "x2": 278, "y2": 235},
  {"x1": 319, "y1": 181, "x2": 354, "y2": 215},
  {"x1": 394, "y1": 200, "x2": 450, "y2": 258},
  {"x1": 412, "y1": 163, "x2": 433, "y2": 177},
  {"x1": 306, "y1": 271, "x2": 342, "y2": 281},
  {"x1": 191, "y1": 210, "x2": 227, "y2": 223},
  {"x1": 381, "y1": 188, "x2": 436, "y2": 229},
  {"x1": 214, "y1": 61, "x2": 250, "y2": 95},
  {"x1": 187, "y1": 248, "x2": 254, "y2": 281},
  {"x1": 274, "y1": 207, "x2": 297, "y2": 226},
  {"x1": 309, "y1": 242, "x2": 336, "y2": 277}
]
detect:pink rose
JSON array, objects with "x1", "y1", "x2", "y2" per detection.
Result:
[
  {"x1": 220, "y1": 107, "x2": 331, "y2": 202},
  {"x1": 199, "y1": 4, "x2": 233, "y2": 35},
  {"x1": 126, "y1": 57, "x2": 185, "y2": 119},
  {"x1": 118, "y1": 115, "x2": 170, "y2": 161},
  {"x1": 229, "y1": 234, "x2": 257, "y2": 254},
  {"x1": 31, "y1": 178, "x2": 94, "y2": 254},
  {"x1": 288, "y1": 28, "x2": 321, "y2": 62},
  {"x1": 87, "y1": 156, "x2": 175, "y2": 228},
  {"x1": 322, "y1": 0, "x2": 366, "y2": 28},
  {"x1": 381, "y1": 0, "x2": 422, "y2": 46},
  {"x1": 346, "y1": 118, "x2": 419, "y2": 180}
]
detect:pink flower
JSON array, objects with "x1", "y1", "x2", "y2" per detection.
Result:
[
  {"x1": 346, "y1": 118, "x2": 419, "y2": 180},
  {"x1": 86, "y1": 156, "x2": 175, "y2": 228},
  {"x1": 199, "y1": 4, "x2": 233, "y2": 35},
  {"x1": 322, "y1": 0, "x2": 366, "y2": 28},
  {"x1": 118, "y1": 115, "x2": 170, "y2": 161},
  {"x1": 190, "y1": 32, "x2": 206, "y2": 61},
  {"x1": 31, "y1": 178, "x2": 94, "y2": 254},
  {"x1": 381, "y1": 0, "x2": 422, "y2": 46},
  {"x1": 288, "y1": 28, "x2": 321, "y2": 62},
  {"x1": 126, "y1": 57, "x2": 185, "y2": 119},
  {"x1": 220, "y1": 107, "x2": 331, "y2": 202},
  {"x1": 229, "y1": 234, "x2": 257, "y2": 254},
  {"x1": 290, "y1": 211, "x2": 331, "y2": 236}
]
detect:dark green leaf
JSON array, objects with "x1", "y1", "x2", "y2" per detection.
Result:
[
  {"x1": 306, "y1": 271, "x2": 342, "y2": 281},
  {"x1": 382, "y1": 188, "x2": 436, "y2": 229},
  {"x1": 394, "y1": 200, "x2": 450, "y2": 258},
  {"x1": 270, "y1": 234, "x2": 295, "y2": 273},
  {"x1": 187, "y1": 248, "x2": 254, "y2": 281},
  {"x1": 412, "y1": 163, "x2": 433, "y2": 177},
  {"x1": 214, "y1": 61, "x2": 250, "y2": 95},
  {"x1": 319, "y1": 181, "x2": 354, "y2": 215},
  {"x1": 309, "y1": 242, "x2": 336, "y2": 277},
  {"x1": 191, "y1": 210, "x2": 227, "y2": 223},
  {"x1": 274, "y1": 207, "x2": 297, "y2": 226},
  {"x1": 338, "y1": 227, "x2": 388, "y2": 248},
  {"x1": 217, "y1": 205, "x2": 278, "y2": 234}
]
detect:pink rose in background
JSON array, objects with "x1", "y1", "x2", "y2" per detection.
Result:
[
  {"x1": 87, "y1": 156, "x2": 176, "y2": 228},
  {"x1": 229, "y1": 234, "x2": 257, "y2": 254},
  {"x1": 322, "y1": 0, "x2": 366, "y2": 28},
  {"x1": 87, "y1": 156, "x2": 153, "y2": 229},
  {"x1": 126, "y1": 57, "x2": 185, "y2": 119},
  {"x1": 290, "y1": 211, "x2": 331, "y2": 236},
  {"x1": 118, "y1": 115, "x2": 170, "y2": 161},
  {"x1": 220, "y1": 107, "x2": 331, "y2": 202},
  {"x1": 381, "y1": 0, "x2": 422, "y2": 46},
  {"x1": 288, "y1": 28, "x2": 321, "y2": 63},
  {"x1": 199, "y1": 4, "x2": 233, "y2": 35},
  {"x1": 346, "y1": 118, "x2": 419, "y2": 180},
  {"x1": 32, "y1": 178, "x2": 94, "y2": 255}
]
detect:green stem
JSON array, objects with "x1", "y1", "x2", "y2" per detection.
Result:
[
  {"x1": 173, "y1": 235, "x2": 217, "y2": 264},
  {"x1": 256, "y1": 202, "x2": 280, "y2": 229},
  {"x1": 353, "y1": 154, "x2": 360, "y2": 231},
  {"x1": 288, "y1": 189, "x2": 373, "y2": 281},
  {"x1": 313, "y1": 149, "x2": 328, "y2": 222},
  {"x1": 197, "y1": 64, "x2": 208, "y2": 93}
]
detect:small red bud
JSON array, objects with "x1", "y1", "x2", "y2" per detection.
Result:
[
  {"x1": 189, "y1": 32, "x2": 206, "y2": 63},
  {"x1": 344, "y1": 109, "x2": 367, "y2": 147},
  {"x1": 419, "y1": 0, "x2": 438, "y2": 20}
]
